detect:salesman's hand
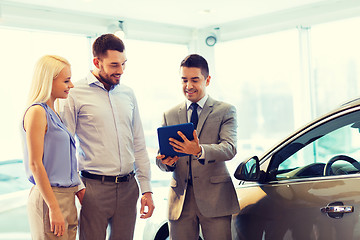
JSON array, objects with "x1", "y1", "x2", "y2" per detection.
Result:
[
  {"x1": 156, "y1": 154, "x2": 179, "y2": 166},
  {"x1": 169, "y1": 130, "x2": 201, "y2": 156},
  {"x1": 140, "y1": 192, "x2": 155, "y2": 219}
]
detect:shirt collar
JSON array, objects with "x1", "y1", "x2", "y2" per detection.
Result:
[
  {"x1": 87, "y1": 71, "x2": 118, "y2": 91},
  {"x1": 87, "y1": 71, "x2": 100, "y2": 85},
  {"x1": 186, "y1": 94, "x2": 208, "y2": 110}
]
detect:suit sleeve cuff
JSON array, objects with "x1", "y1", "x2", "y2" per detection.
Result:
[{"x1": 196, "y1": 146, "x2": 205, "y2": 159}]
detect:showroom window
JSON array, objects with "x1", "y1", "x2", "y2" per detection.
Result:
[
  {"x1": 3, "y1": 14, "x2": 360, "y2": 238},
  {"x1": 214, "y1": 29, "x2": 300, "y2": 161},
  {"x1": 0, "y1": 28, "x2": 91, "y2": 162},
  {"x1": 311, "y1": 16, "x2": 360, "y2": 116},
  {"x1": 0, "y1": 27, "x2": 91, "y2": 238},
  {"x1": 0, "y1": 27, "x2": 187, "y2": 238}
]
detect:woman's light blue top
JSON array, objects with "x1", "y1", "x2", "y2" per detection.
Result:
[{"x1": 22, "y1": 103, "x2": 80, "y2": 187}]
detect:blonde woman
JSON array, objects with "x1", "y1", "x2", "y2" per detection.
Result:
[{"x1": 21, "y1": 55, "x2": 81, "y2": 240}]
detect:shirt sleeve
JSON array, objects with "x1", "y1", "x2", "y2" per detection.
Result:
[
  {"x1": 76, "y1": 173, "x2": 85, "y2": 191},
  {"x1": 59, "y1": 94, "x2": 78, "y2": 136},
  {"x1": 60, "y1": 95, "x2": 84, "y2": 189},
  {"x1": 131, "y1": 94, "x2": 152, "y2": 194}
]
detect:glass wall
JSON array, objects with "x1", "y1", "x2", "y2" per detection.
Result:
[
  {"x1": 2, "y1": 14, "x2": 360, "y2": 240},
  {"x1": 122, "y1": 39, "x2": 187, "y2": 152},
  {"x1": 214, "y1": 29, "x2": 300, "y2": 162},
  {"x1": 119, "y1": 39, "x2": 188, "y2": 190},
  {"x1": 213, "y1": 16, "x2": 360, "y2": 164},
  {"x1": 0, "y1": 28, "x2": 91, "y2": 162},
  {"x1": 0, "y1": 27, "x2": 91, "y2": 239},
  {"x1": 311, "y1": 17, "x2": 360, "y2": 116},
  {"x1": 0, "y1": 27, "x2": 187, "y2": 239}
]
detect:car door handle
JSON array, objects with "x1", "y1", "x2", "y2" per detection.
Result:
[
  {"x1": 320, "y1": 202, "x2": 354, "y2": 219},
  {"x1": 321, "y1": 205, "x2": 354, "y2": 213}
]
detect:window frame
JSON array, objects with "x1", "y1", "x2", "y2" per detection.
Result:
[{"x1": 260, "y1": 105, "x2": 360, "y2": 182}]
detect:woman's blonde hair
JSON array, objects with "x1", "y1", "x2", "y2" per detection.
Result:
[{"x1": 27, "y1": 55, "x2": 70, "y2": 106}]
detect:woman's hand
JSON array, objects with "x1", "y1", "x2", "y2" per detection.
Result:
[{"x1": 49, "y1": 206, "x2": 65, "y2": 237}]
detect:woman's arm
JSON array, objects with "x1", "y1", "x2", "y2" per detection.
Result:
[{"x1": 24, "y1": 105, "x2": 65, "y2": 237}]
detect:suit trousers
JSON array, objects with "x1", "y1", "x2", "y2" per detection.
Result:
[
  {"x1": 169, "y1": 184, "x2": 232, "y2": 240},
  {"x1": 27, "y1": 186, "x2": 78, "y2": 240},
  {"x1": 79, "y1": 176, "x2": 139, "y2": 240}
]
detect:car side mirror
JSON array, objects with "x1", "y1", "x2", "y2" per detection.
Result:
[{"x1": 234, "y1": 156, "x2": 260, "y2": 181}]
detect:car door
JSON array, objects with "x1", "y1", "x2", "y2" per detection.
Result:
[{"x1": 232, "y1": 107, "x2": 360, "y2": 240}]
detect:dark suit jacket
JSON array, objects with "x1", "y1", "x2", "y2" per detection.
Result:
[{"x1": 156, "y1": 96, "x2": 240, "y2": 220}]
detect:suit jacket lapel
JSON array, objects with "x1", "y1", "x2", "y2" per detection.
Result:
[
  {"x1": 178, "y1": 102, "x2": 188, "y2": 124},
  {"x1": 197, "y1": 97, "x2": 214, "y2": 137}
]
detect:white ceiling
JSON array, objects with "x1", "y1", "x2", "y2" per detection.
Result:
[
  {"x1": 1, "y1": 0, "x2": 360, "y2": 43},
  {"x1": 0, "y1": 0, "x2": 333, "y2": 28}
]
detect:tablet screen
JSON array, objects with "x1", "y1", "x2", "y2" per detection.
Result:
[{"x1": 157, "y1": 123, "x2": 194, "y2": 157}]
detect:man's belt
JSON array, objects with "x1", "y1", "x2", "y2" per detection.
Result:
[{"x1": 81, "y1": 171, "x2": 134, "y2": 183}]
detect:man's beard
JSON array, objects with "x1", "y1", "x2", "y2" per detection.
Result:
[{"x1": 99, "y1": 71, "x2": 120, "y2": 87}]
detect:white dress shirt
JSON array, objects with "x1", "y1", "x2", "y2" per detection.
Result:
[{"x1": 60, "y1": 72, "x2": 151, "y2": 193}]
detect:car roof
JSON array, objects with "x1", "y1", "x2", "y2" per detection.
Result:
[{"x1": 340, "y1": 97, "x2": 360, "y2": 107}]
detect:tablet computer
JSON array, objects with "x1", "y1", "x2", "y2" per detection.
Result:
[{"x1": 157, "y1": 123, "x2": 194, "y2": 157}]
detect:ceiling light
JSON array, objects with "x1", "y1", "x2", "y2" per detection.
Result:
[
  {"x1": 108, "y1": 20, "x2": 125, "y2": 39},
  {"x1": 205, "y1": 27, "x2": 220, "y2": 47},
  {"x1": 205, "y1": 35, "x2": 217, "y2": 47},
  {"x1": 199, "y1": 9, "x2": 214, "y2": 15}
]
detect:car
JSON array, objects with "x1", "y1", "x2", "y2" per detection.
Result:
[
  {"x1": 135, "y1": 161, "x2": 172, "y2": 240},
  {"x1": 137, "y1": 149, "x2": 204, "y2": 240},
  {"x1": 0, "y1": 156, "x2": 173, "y2": 240},
  {"x1": 232, "y1": 98, "x2": 360, "y2": 240},
  {"x1": 0, "y1": 155, "x2": 195, "y2": 240},
  {"x1": 0, "y1": 157, "x2": 190, "y2": 240},
  {"x1": 112, "y1": 156, "x2": 205, "y2": 240},
  {"x1": 0, "y1": 159, "x2": 31, "y2": 239}
]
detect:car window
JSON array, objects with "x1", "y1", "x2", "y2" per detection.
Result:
[{"x1": 267, "y1": 110, "x2": 360, "y2": 181}]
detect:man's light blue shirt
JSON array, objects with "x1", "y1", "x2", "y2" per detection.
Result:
[{"x1": 60, "y1": 72, "x2": 151, "y2": 193}]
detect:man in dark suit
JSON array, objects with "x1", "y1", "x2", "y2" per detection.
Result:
[{"x1": 156, "y1": 54, "x2": 240, "y2": 240}]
